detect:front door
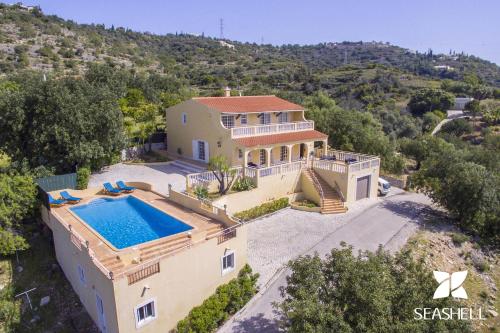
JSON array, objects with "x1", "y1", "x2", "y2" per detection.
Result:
[
  {"x1": 192, "y1": 140, "x2": 209, "y2": 162},
  {"x1": 356, "y1": 176, "x2": 370, "y2": 200},
  {"x1": 95, "y1": 293, "x2": 107, "y2": 333}
]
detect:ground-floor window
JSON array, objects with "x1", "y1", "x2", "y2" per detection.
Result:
[
  {"x1": 259, "y1": 149, "x2": 266, "y2": 165},
  {"x1": 77, "y1": 265, "x2": 86, "y2": 285},
  {"x1": 238, "y1": 149, "x2": 243, "y2": 159},
  {"x1": 221, "y1": 251, "x2": 235, "y2": 275},
  {"x1": 198, "y1": 141, "x2": 205, "y2": 161},
  {"x1": 280, "y1": 146, "x2": 288, "y2": 161},
  {"x1": 135, "y1": 299, "x2": 156, "y2": 328}
]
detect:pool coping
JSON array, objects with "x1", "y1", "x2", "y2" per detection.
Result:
[{"x1": 66, "y1": 194, "x2": 199, "y2": 253}]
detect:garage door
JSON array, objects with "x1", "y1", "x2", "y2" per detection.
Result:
[{"x1": 356, "y1": 176, "x2": 370, "y2": 200}]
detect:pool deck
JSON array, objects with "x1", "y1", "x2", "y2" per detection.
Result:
[{"x1": 50, "y1": 189, "x2": 225, "y2": 276}]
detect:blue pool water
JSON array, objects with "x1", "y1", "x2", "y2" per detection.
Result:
[{"x1": 70, "y1": 196, "x2": 193, "y2": 249}]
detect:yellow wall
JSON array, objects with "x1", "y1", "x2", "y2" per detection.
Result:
[
  {"x1": 299, "y1": 173, "x2": 322, "y2": 206},
  {"x1": 165, "y1": 100, "x2": 236, "y2": 164},
  {"x1": 215, "y1": 168, "x2": 302, "y2": 214},
  {"x1": 113, "y1": 229, "x2": 247, "y2": 333},
  {"x1": 45, "y1": 208, "x2": 119, "y2": 333}
]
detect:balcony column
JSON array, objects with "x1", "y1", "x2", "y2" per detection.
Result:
[
  {"x1": 323, "y1": 139, "x2": 328, "y2": 156},
  {"x1": 287, "y1": 145, "x2": 293, "y2": 163},
  {"x1": 243, "y1": 149, "x2": 249, "y2": 175},
  {"x1": 265, "y1": 148, "x2": 272, "y2": 167}
]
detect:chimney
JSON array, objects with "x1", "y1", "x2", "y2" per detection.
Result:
[{"x1": 224, "y1": 86, "x2": 231, "y2": 97}]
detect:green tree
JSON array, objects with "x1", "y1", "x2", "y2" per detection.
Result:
[
  {"x1": 410, "y1": 140, "x2": 499, "y2": 242},
  {"x1": 408, "y1": 88, "x2": 454, "y2": 116},
  {"x1": 481, "y1": 100, "x2": 500, "y2": 125},
  {"x1": 422, "y1": 111, "x2": 441, "y2": 133},
  {"x1": 0, "y1": 152, "x2": 37, "y2": 255},
  {"x1": 208, "y1": 156, "x2": 238, "y2": 195},
  {"x1": 0, "y1": 69, "x2": 127, "y2": 172},
  {"x1": 464, "y1": 100, "x2": 482, "y2": 126},
  {"x1": 277, "y1": 245, "x2": 470, "y2": 333},
  {"x1": 440, "y1": 118, "x2": 473, "y2": 137}
]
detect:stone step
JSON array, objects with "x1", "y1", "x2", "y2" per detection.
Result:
[
  {"x1": 140, "y1": 239, "x2": 191, "y2": 262},
  {"x1": 140, "y1": 236, "x2": 190, "y2": 256},
  {"x1": 139, "y1": 232, "x2": 188, "y2": 251}
]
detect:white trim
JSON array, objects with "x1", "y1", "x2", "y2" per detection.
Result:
[
  {"x1": 221, "y1": 250, "x2": 235, "y2": 276},
  {"x1": 134, "y1": 297, "x2": 157, "y2": 329}
]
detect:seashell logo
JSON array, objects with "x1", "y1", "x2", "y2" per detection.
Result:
[{"x1": 433, "y1": 270, "x2": 468, "y2": 299}]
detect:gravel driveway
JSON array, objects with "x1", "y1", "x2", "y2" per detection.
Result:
[{"x1": 88, "y1": 163, "x2": 186, "y2": 195}]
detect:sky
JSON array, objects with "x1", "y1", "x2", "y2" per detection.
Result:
[{"x1": 10, "y1": 0, "x2": 500, "y2": 64}]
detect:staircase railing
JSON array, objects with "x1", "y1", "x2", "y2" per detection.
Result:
[
  {"x1": 333, "y1": 181, "x2": 346, "y2": 202},
  {"x1": 307, "y1": 168, "x2": 324, "y2": 207}
]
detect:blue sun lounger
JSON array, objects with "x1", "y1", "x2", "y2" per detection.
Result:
[
  {"x1": 103, "y1": 182, "x2": 122, "y2": 195},
  {"x1": 116, "y1": 181, "x2": 135, "y2": 193},
  {"x1": 48, "y1": 194, "x2": 66, "y2": 207},
  {"x1": 60, "y1": 191, "x2": 82, "y2": 203}
]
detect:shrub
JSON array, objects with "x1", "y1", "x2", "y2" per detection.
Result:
[
  {"x1": 234, "y1": 197, "x2": 289, "y2": 221},
  {"x1": 451, "y1": 233, "x2": 469, "y2": 246},
  {"x1": 295, "y1": 200, "x2": 319, "y2": 208},
  {"x1": 440, "y1": 118, "x2": 473, "y2": 136},
  {"x1": 176, "y1": 264, "x2": 259, "y2": 333},
  {"x1": 474, "y1": 259, "x2": 490, "y2": 273},
  {"x1": 232, "y1": 177, "x2": 255, "y2": 192},
  {"x1": 76, "y1": 167, "x2": 91, "y2": 190},
  {"x1": 193, "y1": 185, "x2": 208, "y2": 199}
]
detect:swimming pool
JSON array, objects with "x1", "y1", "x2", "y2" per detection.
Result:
[{"x1": 70, "y1": 196, "x2": 193, "y2": 249}]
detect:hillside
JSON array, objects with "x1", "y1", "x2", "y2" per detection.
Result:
[{"x1": 1, "y1": 3, "x2": 499, "y2": 96}]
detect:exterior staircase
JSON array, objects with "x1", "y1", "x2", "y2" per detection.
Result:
[{"x1": 303, "y1": 169, "x2": 347, "y2": 214}]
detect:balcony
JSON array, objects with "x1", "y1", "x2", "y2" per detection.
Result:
[{"x1": 230, "y1": 121, "x2": 314, "y2": 139}]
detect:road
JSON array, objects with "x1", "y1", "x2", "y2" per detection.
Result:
[{"x1": 219, "y1": 191, "x2": 433, "y2": 333}]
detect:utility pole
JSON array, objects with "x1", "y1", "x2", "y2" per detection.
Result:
[{"x1": 219, "y1": 18, "x2": 224, "y2": 39}]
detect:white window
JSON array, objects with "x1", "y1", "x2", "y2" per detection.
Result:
[
  {"x1": 240, "y1": 114, "x2": 248, "y2": 125},
  {"x1": 260, "y1": 113, "x2": 271, "y2": 125},
  {"x1": 221, "y1": 251, "x2": 235, "y2": 275},
  {"x1": 181, "y1": 113, "x2": 187, "y2": 125},
  {"x1": 77, "y1": 265, "x2": 86, "y2": 285},
  {"x1": 278, "y1": 112, "x2": 289, "y2": 123},
  {"x1": 280, "y1": 146, "x2": 288, "y2": 161},
  {"x1": 259, "y1": 149, "x2": 266, "y2": 165},
  {"x1": 221, "y1": 115, "x2": 235, "y2": 128},
  {"x1": 135, "y1": 299, "x2": 156, "y2": 328}
]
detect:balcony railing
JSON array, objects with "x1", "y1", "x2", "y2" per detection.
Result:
[
  {"x1": 313, "y1": 149, "x2": 380, "y2": 174},
  {"x1": 230, "y1": 121, "x2": 314, "y2": 139}
]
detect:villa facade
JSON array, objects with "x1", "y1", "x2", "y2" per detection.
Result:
[{"x1": 166, "y1": 93, "x2": 381, "y2": 213}]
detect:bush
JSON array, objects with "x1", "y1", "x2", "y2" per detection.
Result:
[
  {"x1": 295, "y1": 200, "x2": 318, "y2": 208},
  {"x1": 234, "y1": 198, "x2": 289, "y2": 221},
  {"x1": 176, "y1": 264, "x2": 259, "y2": 333},
  {"x1": 232, "y1": 177, "x2": 255, "y2": 192},
  {"x1": 474, "y1": 259, "x2": 490, "y2": 272},
  {"x1": 193, "y1": 185, "x2": 208, "y2": 199},
  {"x1": 440, "y1": 118, "x2": 473, "y2": 136},
  {"x1": 451, "y1": 233, "x2": 469, "y2": 246},
  {"x1": 76, "y1": 167, "x2": 91, "y2": 190}
]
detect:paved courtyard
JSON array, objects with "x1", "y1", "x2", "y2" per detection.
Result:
[{"x1": 88, "y1": 163, "x2": 186, "y2": 195}]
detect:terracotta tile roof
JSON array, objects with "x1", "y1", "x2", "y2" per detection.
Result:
[
  {"x1": 193, "y1": 95, "x2": 304, "y2": 113},
  {"x1": 235, "y1": 130, "x2": 327, "y2": 147}
]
